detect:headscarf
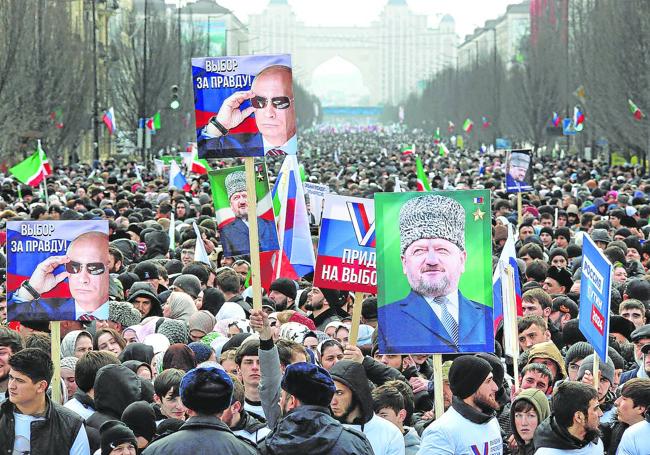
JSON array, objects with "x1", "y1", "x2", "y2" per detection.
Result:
[
  {"x1": 162, "y1": 344, "x2": 197, "y2": 372},
  {"x1": 60, "y1": 330, "x2": 93, "y2": 358},
  {"x1": 165, "y1": 292, "x2": 197, "y2": 322},
  {"x1": 119, "y1": 343, "x2": 154, "y2": 365}
]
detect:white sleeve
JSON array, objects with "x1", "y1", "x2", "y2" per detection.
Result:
[
  {"x1": 417, "y1": 426, "x2": 454, "y2": 455},
  {"x1": 616, "y1": 431, "x2": 636, "y2": 455},
  {"x1": 387, "y1": 426, "x2": 406, "y2": 455},
  {"x1": 70, "y1": 425, "x2": 91, "y2": 455}
]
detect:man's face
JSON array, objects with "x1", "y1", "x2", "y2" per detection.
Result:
[
  {"x1": 306, "y1": 287, "x2": 325, "y2": 311},
  {"x1": 107, "y1": 255, "x2": 121, "y2": 274},
  {"x1": 132, "y1": 296, "x2": 153, "y2": 317},
  {"x1": 542, "y1": 278, "x2": 564, "y2": 295},
  {"x1": 0, "y1": 298, "x2": 6, "y2": 323},
  {"x1": 176, "y1": 204, "x2": 186, "y2": 218},
  {"x1": 240, "y1": 355, "x2": 261, "y2": 390},
  {"x1": 551, "y1": 255, "x2": 568, "y2": 269},
  {"x1": 509, "y1": 164, "x2": 528, "y2": 182},
  {"x1": 633, "y1": 338, "x2": 650, "y2": 364},
  {"x1": 555, "y1": 236, "x2": 569, "y2": 248},
  {"x1": 0, "y1": 346, "x2": 13, "y2": 384},
  {"x1": 8, "y1": 368, "x2": 47, "y2": 408},
  {"x1": 541, "y1": 218, "x2": 553, "y2": 228},
  {"x1": 567, "y1": 358, "x2": 584, "y2": 381},
  {"x1": 519, "y1": 226, "x2": 534, "y2": 240},
  {"x1": 401, "y1": 238, "x2": 466, "y2": 298},
  {"x1": 473, "y1": 372, "x2": 499, "y2": 411},
  {"x1": 233, "y1": 263, "x2": 249, "y2": 279},
  {"x1": 521, "y1": 300, "x2": 546, "y2": 318},
  {"x1": 67, "y1": 237, "x2": 110, "y2": 310},
  {"x1": 520, "y1": 370, "x2": 551, "y2": 394},
  {"x1": 615, "y1": 395, "x2": 646, "y2": 425},
  {"x1": 584, "y1": 398, "x2": 603, "y2": 433},
  {"x1": 331, "y1": 380, "x2": 357, "y2": 422},
  {"x1": 379, "y1": 354, "x2": 403, "y2": 370},
  {"x1": 229, "y1": 191, "x2": 248, "y2": 219},
  {"x1": 621, "y1": 307, "x2": 646, "y2": 328},
  {"x1": 180, "y1": 248, "x2": 194, "y2": 267},
  {"x1": 540, "y1": 232, "x2": 553, "y2": 246},
  {"x1": 518, "y1": 325, "x2": 549, "y2": 351},
  {"x1": 251, "y1": 70, "x2": 296, "y2": 146},
  {"x1": 377, "y1": 407, "x2": 403, "y2": 429},
  {"x1": 268, "y1": 290, "x2": 288, "y2": 310},
  {"x1": 530, "y1": 357, "x2": 558, "y2": 381}
]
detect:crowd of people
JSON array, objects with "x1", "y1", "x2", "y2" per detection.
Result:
[{"x1": 0, "y1": 127, "x2": 649, "y2": 454}]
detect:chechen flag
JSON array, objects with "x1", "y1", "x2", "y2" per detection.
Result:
[
  {"x1": 463, "y1": 118, "x2": 474, "y2": 133},
  {"x1": 271, "y1": 155, "x2": 315, "y2": 278},
  {"x1": 169, "y1": 160, "x2": 190, "y2": 192},
  {"x1": 400, "y1": 144, "x2": 415, "y2": 156},
  {"x1": 415, "y1": 157, "x2": 431, "y2": 191},
  {"x1": 102, "y1": 107, "x2": 116, "y2": 134},
  {"x1": 9, "y1": 150, "x2": 45, "y2": 187},
  {"x1": 37, "y1": 141, "x2": 52, "y2": 176}
]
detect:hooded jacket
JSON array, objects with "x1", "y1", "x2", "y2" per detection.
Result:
[
  {"x1": 230, "y1": 409, "x2": 271, "y2": 444},
  {"x1": 85, "y1": 364, "x2": 143, "y2": 431},
  {"x1": 533, "y1": 416, "x2": 603, "y2": 454},
  {"x1": 127, "y1": 282, "x2": 163, "y2": 317},
  {"x1": 258, "y1": 405, "x2": 374, "y2": 455},
  {"x1": 329, "y1": 360, "x2": 405, "y2": 455},
  {"x1": 527, "y1": 341, "x2": 568, "y2": 381},
  {"x1": 510, "y1": 389, "x2": 551, "y2": 455}
]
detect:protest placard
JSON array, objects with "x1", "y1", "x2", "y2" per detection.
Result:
[
  {"x1": 376, "y1": 190, "x2": 493, "y2": 354},
  {"x1": 6, "y1": 220, "x2": 109, "y2": 322},
  {"x1": 303, "y1": 182, "x2": 330, "y2": 225},
  {"x1": 314, "y1": 195, "x2": 376, "y2": 294},
  {"x1": 505, "y1": 149, "x2": 533, "y2": 193},
  {"x1": 192, "y1": 54, "x2": 296, "y2": 158},
  {"x1": 579, "y1": 233, "x2": 612, "y2": 363},
  {"x1": 208, "y1": 162, "x2": 279, "y2": 258}
]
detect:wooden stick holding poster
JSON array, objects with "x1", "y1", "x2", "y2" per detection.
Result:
[
  {"x1": 517, "y1": 192, "x2": 523, "y2": 226},
  {"x1": 245, "y1": 158, "x2": 263, "y2": 311},
  {"x1": 432, "y1": 354, "x2": 444, "y2": 420},
  {"x1": 348, "y1": 292, "x2": 364, "y2": 346},
  {"x1": 593, "y1": 355, "x2": 600, "y2": 390},
  {"x1": 50, "y1": 321, "x2": 61, "y2": 403}
]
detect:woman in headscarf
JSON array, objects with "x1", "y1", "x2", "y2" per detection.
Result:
[
  {"x1": 162, "y1": 291, "x2": 197, "y2": 322},
  {"x1": 60, "y1": 330, "x2": 94, "y2": 359},
  {"x1": 161, "y1": 343, "x2": 197, "y2": 372},
  {"x1": 119, "y1": 342, "x2": 154, "y2": 365}
]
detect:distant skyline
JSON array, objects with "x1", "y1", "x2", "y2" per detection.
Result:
[{"x1": 184, "y1": 0, "x2": 519, "y2": 39}]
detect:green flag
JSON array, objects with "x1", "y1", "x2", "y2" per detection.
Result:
[
  {"x1": 415, "y1": 157, "x2": 431, "y2": 192},
  {"x1": 9, "y1": 151, "x2": 45, "y2": 187}
]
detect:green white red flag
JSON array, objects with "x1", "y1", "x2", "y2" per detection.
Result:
[
  {"x1": 415, "y1": 157, "x2": 431, "y2": 192},
  {"x1": 628, "y1": 99, "x2": 645, "y2": 120}
]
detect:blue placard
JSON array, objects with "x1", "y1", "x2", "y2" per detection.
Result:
[
  {"x1": 562, "y1": 117, "x2": 576, "y2": 136},
  {"x1": 578, "y1": 234, "x2": 612, "y2": 362}
]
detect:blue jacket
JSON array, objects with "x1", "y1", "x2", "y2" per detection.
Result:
[
  {"x1": 219, "y1": 217, "x2": 279, "y2": 257},
  {"x1": 377, "y1": 290, "x2": 493, "y2": 354},
  {"x1": 197, "y1": 131, "x2": 264, "y2": 159},
  {"x1": 506, "y1": 174, "x2": 532, "y2": 193},
  {"x1": 619, "y1": 366, "x2": 640, "y2": 385},
  {"x1": 8, "y1": 297, "x2": 75, "y2": 321}
]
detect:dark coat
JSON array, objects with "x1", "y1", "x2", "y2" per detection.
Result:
[
  {"x1": 142, "y1": 415, "x2": 257, "y2": 454},
  {"x1": 258, "y1": 405, "x2": 374, "y2": 455},
  {"x1": 0, "y1": 396, "x2": 84, "y2": 454},
  {"x1": 219, "y1": 217, "x2": 279, "y2": 257}
]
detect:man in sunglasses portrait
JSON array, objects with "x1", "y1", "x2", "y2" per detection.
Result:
[
  {"x1": 200, "y1": 64, "x2": 297, "y2": 157},
  {"x1": 10, "y1": 231, "x2": 110, "y2": 321}
]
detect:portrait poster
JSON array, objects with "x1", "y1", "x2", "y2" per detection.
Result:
[
  {"x1": 314, "y1": 195, "x2": 376, "y2": 294},
  {"x1": 208, "y1": 162, "x2": 280, "y2": 258},
  {"x1": 375, "y1": 190, "x2": 494, "y2": 354},
  {"x1": 6, "y1": 221, "x2": 109, "y2": 322},
  {"x1": 192, "y1": 54, "x2": 296, "y2": 159},
  {"x1": 579, "y1": 233, "x2": 612, "y2": 362},
  {"x1": 303, "y1": 182, "x2": 330, "y2": 225},
  {"x1": 505, "y1": 148, "x2": 533, "y2": 193}
]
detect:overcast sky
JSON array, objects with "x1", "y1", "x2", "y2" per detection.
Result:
[{"x1": 215, "y1": 0, "x2": 519, "y2": 39}]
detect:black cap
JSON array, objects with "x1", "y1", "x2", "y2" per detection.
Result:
[
  {"x1": 269, "y1": 278, "x2": 297, "y2": 300},
  {"x1": 631, "y1": 324, "x2": 650, "y2": 342},
  {"x1": 100, "y1": 420, "x2": 137, "y2": 455},
  {"x1": 133, "y1": 260, "x2": 160, "y2": 281},
  {"x1": 449, "y1": 355, "x2": 492, "y2": 399}
]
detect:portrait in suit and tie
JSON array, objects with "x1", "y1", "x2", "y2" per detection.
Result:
[
  {"x1": 377, "y1": 193, "x2": 494, "y2": 354},
  {"x1": 197, "y1": 59, "x2": 297, "y2": 158},
  {"x1": 9, "y1": 230, "x2": 110, "y2": 322},
  {"x1": 505, "y1": 149, "x2": 533, "y2": 193},
  {"x1": 218, "y1": 170, "x2": 279, "y2": 258}
]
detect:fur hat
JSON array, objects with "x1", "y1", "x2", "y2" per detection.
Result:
[
  {"x1": 281, "y1": 362, "x2": 336, "y2": 407},
  {"x1": 399, "y1": 194, "x2": 465, "y2": 255},
  {"x1": 225, "y1": 171, "x2": 247, "y2": 200},
  {"x1": 109, "y1": 301, "x2": 142, "y2": 329},
  {"x1": 180, "y1": 366, "x2": 233, "y2": 414}
]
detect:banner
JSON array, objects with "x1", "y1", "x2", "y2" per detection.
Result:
[
  {"x1": 505, "y1": 149, "x2": 533, "y2": 193},
  {"x1": 579, "y1": 233, "x2": 612, "y2": 362},
  {"x1": 376, "y1": 190, "x2": 493, "y2": 354},
  {"x1": 303, "y1": 182, "x2": 330, "y2": 225},
  {"x1": 208, "y1": 162, "x2": 279, "y2": 258},
  {"x1": 314, "y1": 195, "x2": 376, "y2": 294},
  {"x1": 192, "y1": 54, "x2": 296, "y2": 158},
  {"x1": 6, "y1": 221, "x2": 109, "y2": 322}
]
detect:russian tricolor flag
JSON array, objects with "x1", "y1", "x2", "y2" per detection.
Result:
[
  {"x1": 492, "y1": 226, "x2": 522, "y2": 352},
  {"x1": 271, "y1": 155, "x2": 315, "y2": 278},
  {"x1": 102, "y1": 107, "x2": 116, "y2": 134},
  {"x1": 169, "y1": 160, "x2": 190, "y2": 192}
]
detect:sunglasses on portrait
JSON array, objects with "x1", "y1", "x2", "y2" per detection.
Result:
[
  {"x1": 65, "y1": 261, "x2": 106, "y2": 275},
  {"x1": 251, "y1": 96, "x2": 293, "y2": 110}
]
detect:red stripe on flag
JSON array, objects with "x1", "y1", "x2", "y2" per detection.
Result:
[{"x1": 284, "y1": 198, "x2": 296, "y2": 230}]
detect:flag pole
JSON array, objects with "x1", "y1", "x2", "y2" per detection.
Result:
[
  {"x1": 42, "y1": 174, "x2": 49, "y2": 211},
  {"x1": 348, "y1": 292, "x2": 364, "y2": 346},
  {"x1": 245, "y1": 158, "x2": 262, "y2": 311},
  {"x1": 432, "y1": 354, "x2": 444, "y2": 419},
  {"x1": 517, "y1": 192, "x2": 522, "y2": 226}
]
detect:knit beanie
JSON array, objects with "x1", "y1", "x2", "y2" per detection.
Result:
[
  {"x1": 121, "y1": 401, "x2": 156, "y2": 443},
  {"x1": 188, "y1": 342, "x2": 213, "y2": 363},
  {"x1": 180, "y1": 366, "x2": 233, "y2": 414},
  {"x1": 269, "y1": 278, "x2": 297, "y2": 301},
  {"x1": 100, "y1": 420, "x2": 137, "y2": 455},
  {"x1": 173, "y1": 274, "x2": 202, "y2": 299},
  {"x1": 564, "y1": 342, "x2": 594, "y2": 370},
  {"x1": 562, "y1": 319, "x2": 587, "y2": 346},
  {"x1": 449, "y1": 355, "x2": 492, "y2": 399},
  {"x1": 281, "y1": 362, "x2": 336, "y2": 407},
  {"x1": 157, "y1": 318, "x2": 189, "y2": 345},
  {"x1": 577, "y1": 354, "x2": 615, "y2": 385},
  {"x1": 320, "y1": 288, "x2": 341, "y2": 307},
  {"x1": 109, "y1": 301, "x2": 142, "y2": 329},
  {"x1": 476, "y1": 353, "x2": 504, "y2": 393},
  {"x1": 188, "y1": 311, "x2": 216, "y2": 336},
  {"x1": 60, "y1": 356, "x2": 78, "y2": 372}
]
